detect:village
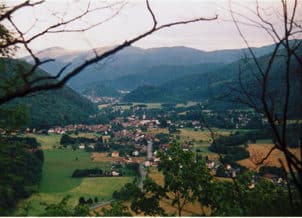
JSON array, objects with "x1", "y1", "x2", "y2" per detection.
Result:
[{"x1": 19, "y1": 109, "x2": 285, "y2": 187}]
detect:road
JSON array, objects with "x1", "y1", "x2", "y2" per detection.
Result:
[
  {"x1": 90, "y1": 200, "x2": 114, "y2": 210},
  {"x1": 90, "y1": 163, "x2": 147, "y2": 210},
  {"x1": 138, "y1": 163, "x2": 147, "y2": 190}
]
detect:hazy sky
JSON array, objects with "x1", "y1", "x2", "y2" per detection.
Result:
[{"x1": 6, "y1": 0, "x2": 301, "y2": 55}]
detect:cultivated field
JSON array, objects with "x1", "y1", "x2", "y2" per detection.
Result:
[{"x1": 238, "y1": 143, "x2": 301, "y2": 172}]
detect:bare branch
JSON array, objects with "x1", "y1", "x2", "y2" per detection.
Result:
[
  {"x1": 0, "y1": 1, "x2": 217, "y2": 105},
  {"x1": 0, "y1": 0, "x2": 44, "y2": 22}
]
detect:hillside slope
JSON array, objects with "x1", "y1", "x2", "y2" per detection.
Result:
[
  {"x1": 123, "y1": 49, "x2": 302, "y2": 114},
  {"x1": 0, "y1": 58, "x2": 98, "y2": 128},
  {"x1": 23, "y1": 44, "x2": 276, "y2": 91}
]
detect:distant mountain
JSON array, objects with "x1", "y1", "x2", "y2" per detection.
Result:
[
  {"x1": 81, "y1": 82, "x2": 121, "y2": 97},
  {"x1": 123, "y1": 61, "x2": 240, "y2": 103},
  {"x1": 104, "y1": 63, "x2": 225, "y2": 90},
  {"x1": 23, "y1": 44, "x2": 277, "y2": 91},
  {"x1": 123, "y1": 48, "x2": 301, "y2": 114},
  {"x1": 0, "y1": 58, "x2": 98, "y2": 128}
]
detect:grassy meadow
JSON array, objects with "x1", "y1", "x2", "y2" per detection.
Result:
[
  {"x1": 15, "y1": 134, "x2": 133, "y2": 216},
  {"x1": 25, "y1": 133, "x2": 61, "y2": 149}
]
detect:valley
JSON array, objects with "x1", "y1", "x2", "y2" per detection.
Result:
[
  {"x1": 1, "y1": 41, "x2": 301, "y2": 216},
  {"x1": 9, "y1": 99, "x2": 299, "y2": 216}
]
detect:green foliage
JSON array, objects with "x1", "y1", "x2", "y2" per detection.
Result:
[
  {"x1": 82, "y1": 82, "x2": 121, "y2": 97},
  {"x1": 73, "y1": 204, "x2": 90, "y2": 216},
  {"x1": 0, "y1": 58, "x2": 98, "y2": 128},
  {"x1": 168, "y1": 125, "x2": 179, "y2": 134},
  {"x1": 0, "y1": 105, "x2": 29, "y2": 132},
  {"x1": 112, "y1": 182, "x2": 141, "y2": 201},
  {"x1": 210, "y1": 132, "x2": 252, "y2": 162},
  {"x1": 116, "y1": 144, "x2": 215, "y2": 216},
  {"x1": 0, "y1": 24, "x2": 16, "y2": 57},
  {"x1": 120, "y1": 143, "x2": 302, "y2": 216},
  {"x1": 258, "y1": 166, "x2": 284, "y2": 178},
  {"x1": 113, "y1": 179, "x2": 166, "y2": 216},
  {"x1": 101, "y1": 201, "x2": 132, "y2": 216},
  {"x1": 72, "y1": 168, "x2": 104, "y2": 178},
  {"x1": 215, "y1": 165, "x2": 228, "y2": 177},
  {"x1": 157, "y1": 143, "x2": 213, "y2": 216},
  {"x1": 60, "y1": 134, "x2": 77, "y2": 145},
  {"x1": 41, "y1": 196, "x2": 74, "y2": 216},
  {"x1": 0, "y1": 139, "x2": 43, "y2": 215},
  {"x1": 40, "y1": 196, "x2": 90, "y2": 216},
  {"x1": 209, "y1": 173, "x2": 302, "y2": 216},
  {"x1": 133, "y1": 178, "x2": 167, "y2": 216}
]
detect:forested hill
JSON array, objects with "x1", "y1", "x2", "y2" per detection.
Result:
[
  {"x1": 9, "y1": 87, "x2": 98, "y2": 128},
  {"x1": 122, "y1": 61, "x2": 240, "y2": 103},
  {"x1": 81, "y1": 82, "x2": 121, "y2": 97},
  {"x1": 123, "y1": 48, "x2": 302, "y2": 114},
  {"x1": 0, "y1": 58, "x2": 98, "y2": 128},
  {"x1": 23, "y1": 44, "x2": 276, "y2": 91}
]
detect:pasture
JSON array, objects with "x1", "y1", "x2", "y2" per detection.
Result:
[
  {"x1": 133, "y1": 102, "x2": 162, "y2": 109},
  {"x1": 25, "y1": 133, "x2": 61, "y2": 149},
  {"x1": 98, "y1": 104, "x2": 110, "y2": 109},
  {"x1": 70, "y1": 132, "x2": 101, "y2": 139},
  {"x1": 15, "y1": 135, "x2": 132, "y2": 216},
  {"x1": 175, "y1": 101, "x2": 198, "y2": 108}
]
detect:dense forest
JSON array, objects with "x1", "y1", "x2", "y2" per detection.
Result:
[
  {"x1": 0, "y1": 137, "x2": 44, "y2": 215},
  {"x1": 123, "y1": 48, "x2": 302, "y2": 117},
  {"x1": 0, "y1": 58, "x2": 98, "y2": 128}
]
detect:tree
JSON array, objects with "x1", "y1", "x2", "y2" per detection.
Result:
[
  {"x1": 228, "y1": 0, "x2": 302, "y2": 201},
  {"x1": 78, "y1": 196, "x2": 86, "y2": 205},
  {"x1": 101, "y1": 201, "x2": 132, "y2": 217},
  {"x1": 41, "y1": 196, "x2": 90, "y2": 216},
  {"x1": 0, "y1": 0, "x2": 217, "y2": 105},
  {"x1": 128, "y1": 143, "x2": 213, "y2": 216},
  {"x1": 41, "y1": 196, "x2": 74, "y2": 216},
  {"x1": 0, "y1": 105, "x2": 29, "y2": 133},
  {"x1": 208, "y1": 172, "x2": 301, "y2": 216},
  {"x1": 158, "y1": 143, "x2": 213, "y2": 216},
  {"x1": 130, "y1": 178, "x2": 166, "y2": 216},
  {"x1": 0, "y1": 140, "x2": 43, "y2": 215}
]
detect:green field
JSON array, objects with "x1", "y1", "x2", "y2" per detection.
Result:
[
  {"x1": 178, "y1": 128, "x2": 233, "y2": 159},
  {"x1": 98, "y1": 104, "x2": 110, "y2": 109},
  {"x1": 15, "y1": 135, "x2": 132, "y2": 216},
  {"x1": 176, "y1": 101, "x2": 198, "y2": 108},
  {"x1": 70, "y1": 132, "x2": 101, "y2": 139},
  {"x1": 133, "y1": 102, "x2": 162, "y2": 109},
  {"x1": 25, "y1": 133, "x2": 61, "y2": 149}
]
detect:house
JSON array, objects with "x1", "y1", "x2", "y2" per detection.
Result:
[
  {"x1": 79, "y1": 144, "x2": 85, "y2": 149},
  {"x1": 154, "y1": 157, "x2": 160, "y2": 162},
  {"x1": 226, "y1": 164, "x2": 232, "y2": 170},
  {"x1": 102, "y1": 135, "x2": 110, "y2": 143},
  {"x1": 111, "y1": 171, "x2": 120, "y2": 176},
  {"x1": 132, "y1": 150, "x2": 139, "y2": 156},
  {"x1": 48, "y1": 129, "x2": 55, "y2": 134},
  {"x1": 248, "y1": 183, "x2": 255, "y2": 189},
  {"x1": 88, "y1": 144, "x2": 95, "y2": 149},
  {"x1": 111, "y1": 151, "x2": 119, "y2": 158},
  {"x1": 144, "y1": 161, "x2": 151, "y2": 167},
  {"x1": 207, "y1": 161, "x2": 215, "y2": 169}
]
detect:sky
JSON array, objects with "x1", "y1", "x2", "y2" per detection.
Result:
[{"x1": 5, "y1": 0, "x2": 301, "y2": 55}]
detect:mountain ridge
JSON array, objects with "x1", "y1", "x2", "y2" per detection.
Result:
[{"x1": 22, "y1": 43, "x2": 277, "y2": 91}]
